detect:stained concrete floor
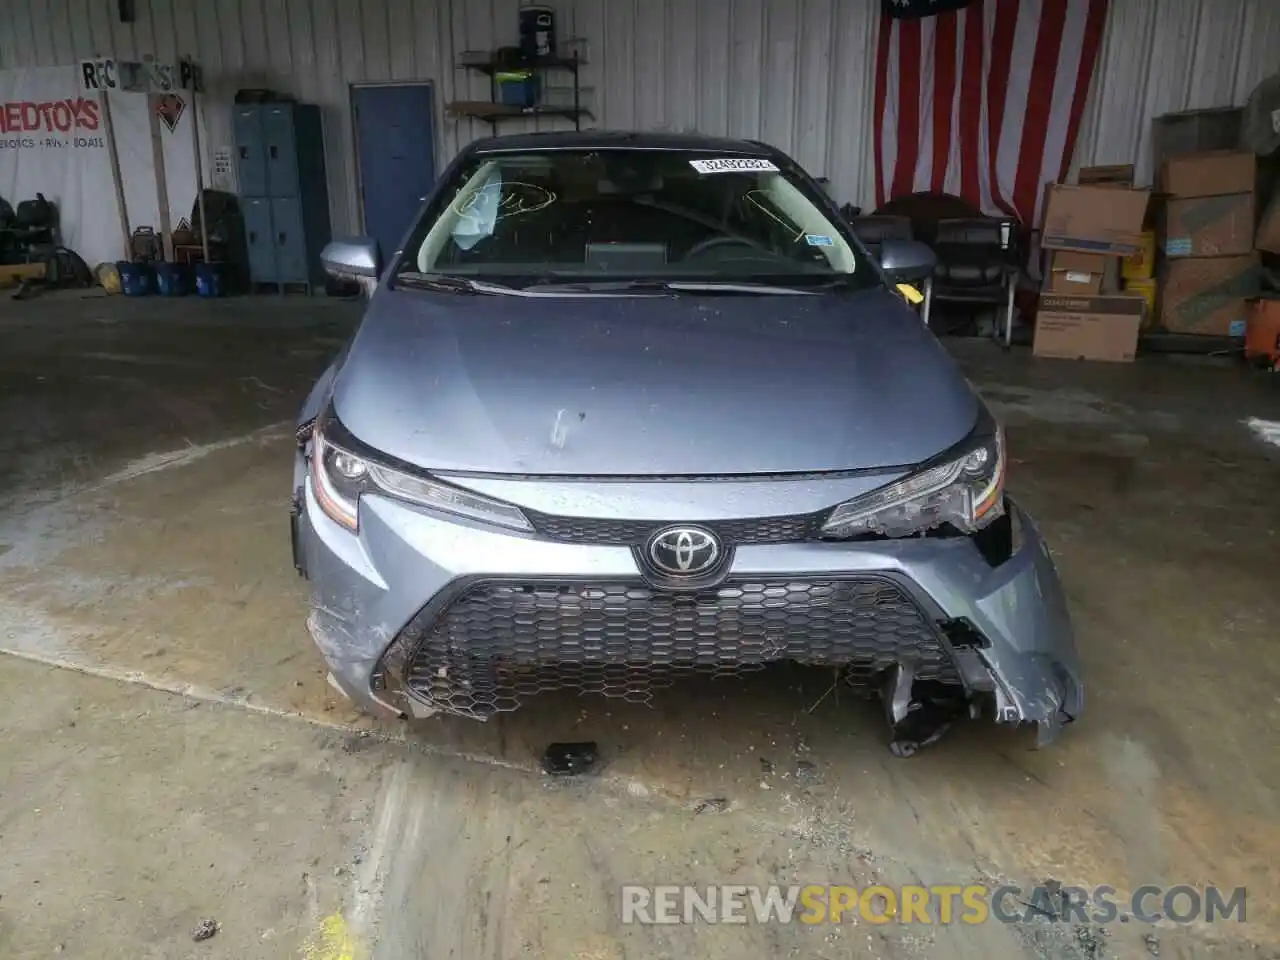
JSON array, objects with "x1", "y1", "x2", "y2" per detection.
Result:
[{"x1": 1, "y1": 291, "x2": 1278, "y2": 959}]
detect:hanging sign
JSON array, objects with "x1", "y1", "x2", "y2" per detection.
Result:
[
  {"x1": 77, "y1": 57, "x2": 201, "y2": 94},
  {"x1": 142, "y1": 57, "x2": 203, "y2": 93},
  {"x1": 78, "y1": 57, "x2": 148, "y2": 93}
]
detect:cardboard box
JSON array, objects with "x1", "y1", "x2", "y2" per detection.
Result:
[
  {"x1": 1163, "y1": 193, "x2": 1254, "y2": 257},
  {"x1": 1046, "y1": 251, "x2": 1109, "y2": 294},
  {"x1": 1033, "y1": 294, "x2": 1144, "y2": 362},
  {"x1": 1041, "y1": 184, "x2": 1152, "y2": 256},
  {"x1": 1160, "y1": 150, "x2": 1256, "y2": 198},
  {"x1": 1078, "y1": 164, "x2": 1135, "y2": 187},
  {"x1": 1160, "y1": 255, "x2": 1260, "y2": 336}
]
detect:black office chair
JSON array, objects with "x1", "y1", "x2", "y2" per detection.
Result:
[
  {"x1": 9, "y1": 193, "x2": 59, "y2": 262},
  {"x1": 926, "y1": 217, "x2": 1018, "y2": 345}
]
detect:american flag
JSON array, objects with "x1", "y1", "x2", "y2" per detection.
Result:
[{"x1": 874, "y1": 0, "x2": 1108, "y2": 227}]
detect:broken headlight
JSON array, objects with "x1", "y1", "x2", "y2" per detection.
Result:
[
  {"x1": 309, "y1": 414, "x2": 532, "y2": 533},
  {"x1": 820, "y1": 421, "x2": 1005, "y2": 539}
]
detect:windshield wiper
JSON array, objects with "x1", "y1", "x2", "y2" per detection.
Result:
[
  {"x1": 394, "y1": 272, "x2": 518, "y2": 295},
  {"x1": 530, "y1": 278, "x2": 819, "y2": 295},
  {"x1": 666, "y1": 280, "x2": 819, "y2": 295}
]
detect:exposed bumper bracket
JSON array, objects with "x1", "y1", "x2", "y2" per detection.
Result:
[{"x1": 879, "y1": 657, "x2": 969, "y2": 758}]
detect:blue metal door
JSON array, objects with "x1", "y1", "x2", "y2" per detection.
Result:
[{"x1": 352, "y1": 84, "x2": 437, "y2": 264}]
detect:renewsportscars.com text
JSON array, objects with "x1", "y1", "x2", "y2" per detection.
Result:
[{"x1": 620, "y1": 884, "x2": 1246, "y2": 926}]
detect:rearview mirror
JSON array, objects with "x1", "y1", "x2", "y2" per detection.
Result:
[
  {"x1": 321, "y1": 238, "x2": 380, "y2": 282},
  {"x1": 878, "y1": 239, "x2": 936, "y2": 283}
]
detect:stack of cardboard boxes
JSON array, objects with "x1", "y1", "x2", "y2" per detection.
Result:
[
  {"x1": 1158, "y1": 151, "x2": 1262, "y2": 338},
  {"x1": 1033, "y1": 167, "x2": 1153, "y2": 362}
]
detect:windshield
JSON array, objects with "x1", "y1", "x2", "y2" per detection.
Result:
[{"x1": 397, "y1": 149, "x2": 876, "y2": 290}]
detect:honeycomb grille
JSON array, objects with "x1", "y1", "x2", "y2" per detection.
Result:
[
  {"x1": 523, "y1": 510, "x2": 824, "y2": 545},
  {"x1": 400, "y1": 578, "x2": 957, "y2": 719}
]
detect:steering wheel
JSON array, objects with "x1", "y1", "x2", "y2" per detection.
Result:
[{"x1": 684, "y1": 235, "x2": 758, "y2": 260}]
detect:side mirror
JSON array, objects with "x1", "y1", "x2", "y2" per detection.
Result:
[
  {"x1": 321, "y1": 238, "x2": 380, "y2": 282},
  {"x1": 878, "y1": 239, "x2": 936, "y2": 283}
]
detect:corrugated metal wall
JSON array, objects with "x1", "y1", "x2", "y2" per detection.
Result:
[
  {"x1": 2, "y1": 0, "x2": 1278, "y2": 234},
  {"x1": 0, "y1": 0, "x2": 879, "y2": 234},
  {"x1": 1072, "y1": 0, "x2": 1280, "y2": 183}
]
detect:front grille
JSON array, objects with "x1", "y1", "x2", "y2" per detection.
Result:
[
  {"x1": 400, "y1": 577, "x2": 958, "y2": 718},
  {"x1": 524, "y1": 509, "x2": 825, "y2": 545}
]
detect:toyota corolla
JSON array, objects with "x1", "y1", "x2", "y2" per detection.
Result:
[{"x1": 291, "y1": 131, "x2": 1082, "y2": 754}]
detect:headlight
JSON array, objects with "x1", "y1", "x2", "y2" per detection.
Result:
[
  {"x1": 309, "y1": 418, "x2": 532, "y2": 533},
  {"x1": 820, "y1": 425, "x2": 1005, "y2": 539}
]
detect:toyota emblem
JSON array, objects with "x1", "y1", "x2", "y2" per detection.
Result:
[{"x1": 646, "y1": 526, "x2": 722, "y2": 577}]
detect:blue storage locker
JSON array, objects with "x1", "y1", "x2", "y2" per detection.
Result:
[
  {"x1": 233, "y1": 106, "x2": 268, "y2": 197},
  {"x1": 271, "y1": 196, "x2": 307, "y2": 282},
  {"x1": 242, "y1": 197, "x2": 277, "y2": 281},
  {"x1": 262, "y1": 105, "x2": 301, "y2": 197},
  {"x1": 234, "y1": 102, "x2": 332, "y2": 293}
]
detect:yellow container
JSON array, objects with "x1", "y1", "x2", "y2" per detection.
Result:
[
  {"x1": 1124, "y1": 277, "x2": 1157, "y2": 326},
  {"x1": 1122, "y1": 230, "x2": 1156, "y2": 281},
  {"x1": 95, "y1": 261, "x2": 122, "y2": 294}
]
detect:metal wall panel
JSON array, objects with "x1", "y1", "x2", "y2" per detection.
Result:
[
  {"x1": 0, "y1": 0, "x2": 879, "y2": 232},
  {"x1": 1072, "y1": 0, "x2": 1280, "y2": 184},
  {"x1": 4, "y1": 0, "x2": 1275, "y2": 234}
]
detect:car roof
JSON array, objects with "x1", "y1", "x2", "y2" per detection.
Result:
[{"x1": 466, "y1": 130, "x2": 779, "y2": 157}]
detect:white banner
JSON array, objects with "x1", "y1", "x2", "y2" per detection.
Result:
[{"x1": 0, "y1": 65, "x2": 207, "y2": 266}]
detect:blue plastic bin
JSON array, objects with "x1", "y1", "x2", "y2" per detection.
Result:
[
  {"x1": 496, "y1": 71, "x2": 541, "y2": 108},
  {"x1": 117, "y1": 261, "x2": 152, "y2": 296},
  {"x1": 195, "y1": 261, "x2": 227, "y2": 297},
  {"x1": 153, "y1": 262, "x2": 191, "y2": 296}
]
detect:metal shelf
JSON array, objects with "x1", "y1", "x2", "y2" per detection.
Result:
[
  {"x1": 457, "y1": 52, "x2": 586, "y2": 75},
  {"x1": 450, "y1": 49, "x2": 590, "y2": 130},
  {"x1": 446, "y1": 100, "x2": 593, "y2": 125}
]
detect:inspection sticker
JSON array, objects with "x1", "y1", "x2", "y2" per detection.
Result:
[
  {"x1": 804, "y1": 234, "x2": 834, "y2": 247},
  {"x1": 689, "y1": 157, "x2": 779, "y2": 174}
]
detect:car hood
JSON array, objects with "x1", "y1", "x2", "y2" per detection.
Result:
[{"x1": 331, "y1": 287, "x2": 979, "y2": 476}]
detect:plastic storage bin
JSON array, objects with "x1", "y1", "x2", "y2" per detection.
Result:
[
  {"x1": 117, "y1": 261, "x2": 152, "y2": 296},
  {"x1": 195, "y1": 261, "x2": 227, "y2": 297},
  {"x1": 1122, "y1": 231, "x2": 1156, "y2": 281},
  {"x1": 1123, "y1": 277, "x2": 1157, "y2": 324},
  {"x1": 153, "y1": 262, "x2": 190, "y2": 296},
  {"x1": 496, "y1": 71, "x2": 540, "y2": 108}
]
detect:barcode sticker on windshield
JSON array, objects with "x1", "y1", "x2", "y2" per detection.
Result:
[{"x1": 689, "y1": 158, "x2": 779, "y2": 175}]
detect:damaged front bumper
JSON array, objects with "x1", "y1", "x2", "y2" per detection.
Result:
[{"x1": 297, "y1": 479, "x2": 1082, "y2": 747}]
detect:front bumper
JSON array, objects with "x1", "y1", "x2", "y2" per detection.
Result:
[{"x1": 298, "y1": 480, "x2": 1082, "y2": 743}]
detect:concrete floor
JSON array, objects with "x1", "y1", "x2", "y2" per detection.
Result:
[{"x1": 1, "y1": 290, "x2": 1278, "y2": 959}]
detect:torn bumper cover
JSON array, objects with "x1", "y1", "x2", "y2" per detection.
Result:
[{"x1": 299, "y1": 482, "x2": 1082, "y2": 744}]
